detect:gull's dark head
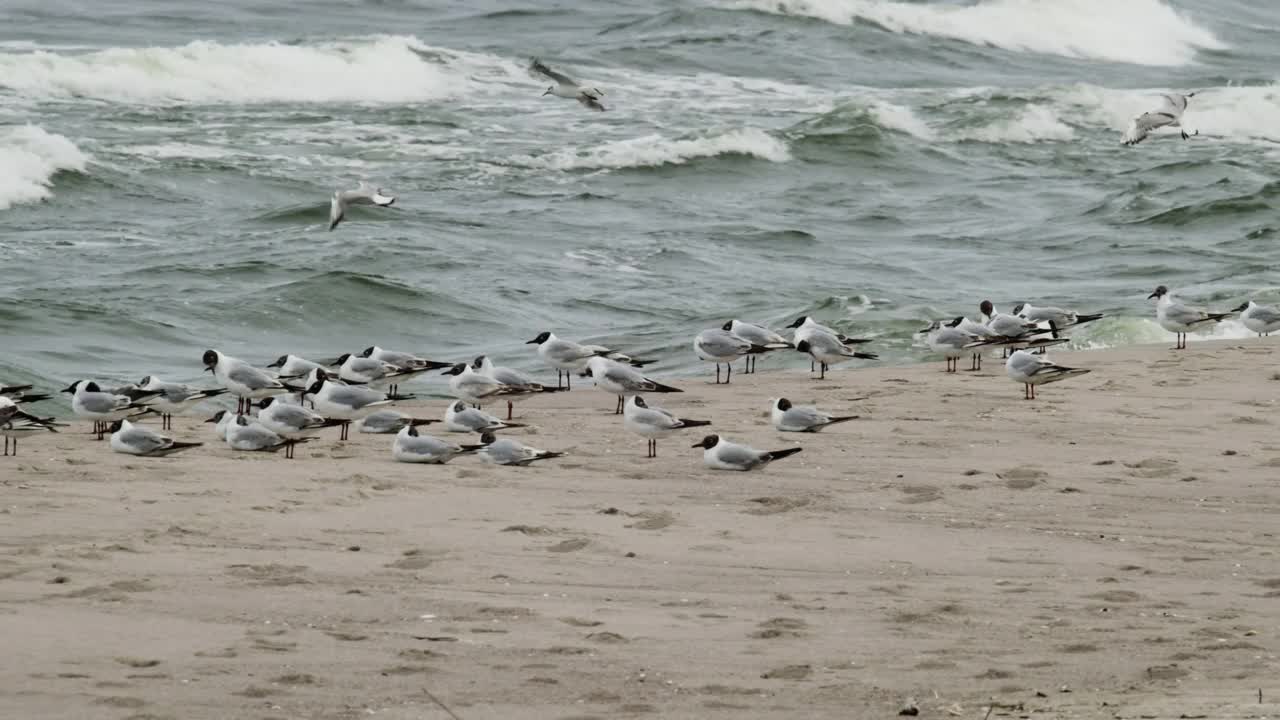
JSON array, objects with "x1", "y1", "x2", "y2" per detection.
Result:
[
  {"x1": 205, "y1": 410, "x2": 227, "y2": 424},
  {"x1": 303, "y1": 379, "x2": 324, "y2": 398},
  {"x1": 360, "y1": 346, "x2": 376, "y2": 358},
  {"x1": 917, "y1": 321, "x2": 941, "y2": 335},
  {"x1": 335, "y1": 352, "x2": 352, "y2": 366},
  {"x1": 442, "y1": 363, "x2": 466, "y2": 376},
  {"x1": 1011, "y1": 303, "x2": 1026, "y2": 316},
  {"x1": 542, "y1": 86, "x2": 553, "y2": 96},
  {"x1": 785, "y1": 316, "x2": 808, "y2": 329},
  {"x1": 979, "y1": 300, "x2": 994, "y2": 318},
  {"x1": 527, "y1": 331, "x2": 552, "y2": 345},
  {"x1": 406, "y1": 425, "x2": 419, "y2": 437},
  {"x1": 234, "y1": 414, "x2": 249, "y2": 427},
  {"x1": 138, "y1": 375, "x2": 152, "y2": 387},
  {"x1": 776, "y1": 398, "x2": 792, "y2": 411},
  {"x1": 60, "y1": 380, "x2": 80, "y2": 394},
  {"x1": 1148, "y1": 285, "x2": 1168, "y2": 300},
  {"x1": 201, "y1": 349, "x2": 218, "y2": 371},
  {"x1": 258, "y1": 398, "x2": 275, "y2": 410},
  {"x1": 267, "y1": 355, "x2": 288, "y2": 368},
  {"x1": 451, "y1": 401, "x2": 467, "y2": 413},
  {"x1": 472, "y1": 355, "x2": 487, "y2": 370},
  {"x1": 108, "y1": 420, "x2": 124, "y2": 433},
  {"x1": 795, "y1": 340, "x2": 812, "y2": 354},
  {"x1": 721, "y1": 320, "x2": 735, "y2": 332},
  {"x1": 1232, "y1": 302, "x2": 1250, "y2": 313},
  {"x1": 632, "y1": 395, "x2": 647, "y2": 409},
  {"x1": 84, "y1": 382, "x2": 101, "y2": 393},
  {"x1": 479, "y1": 432, "x2": 497, "y2": 445},
  {"x1": 691, "y1": 434, "x2": 720, "y2": 449},
  {"x1": 948, "y1": 316, "x2": 965, "y2": 328}
]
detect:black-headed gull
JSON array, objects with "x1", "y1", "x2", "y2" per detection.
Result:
[
  {"x1": 723, "y1": 320, "x2": 792, "y2": 374},
  {"x1": 1148, "y1": 285, "x2": 1233, "y2": 349},
  {"x1": 1232, "y1": 300, "x2": 1280, "y2": 337},
  {"x1": 531, "y1": 59, "x2": 605, "y2": 112},
  {"x1": 392, "y1": 425, "x2": 485, "y2": 464},
  {"x1": 623, "y1": 395, "x2": 711, "y2": 458},
  {"x1": 794, "y1": 335, "x2": 878, "y2": 380},
  {"x1": 477, "y1": 431, "x2": 566, "y2": 466},
  {"x1": 693, "y1": 328, "x2": 768, "y2": 385},
  {"x1": 109, "y1": 419, "x2": 202, "y2": 457},
  {"x1": 1005, "y1": 349, "x2": 1091, "y2": 400},
  {"x1": 770, "y1": 398, "x2": 860, "y2": 432},
  {"x1": 582, "y1": 356, "x2": 682, "y2": 414},
  {"x1": 329, "y1": 182, "x2": 395, "y2": 231},
  {"x1": 1122, "y1": 93, "x2": 1198, "y2": 146},
  {"x1": 691, "y1": 434, "x2": 802, "y2": 471}
]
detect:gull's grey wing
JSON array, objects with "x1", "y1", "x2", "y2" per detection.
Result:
[
  {"x1": 782, "y1": 406, "x2": 828, "y2": 429},
  {"x1": 270, "y1": 404, "x2": 324, "y2": 429},
  {"x1": 121, "y1": 426, "x2": 169, "y2": 454},
  {"x1": 1123, "y1": 111, "x2": 1176, "y2": 145},
  {"x1": 717, "y1": 443, "x2": 768, "y2": 470},
  {"x1": 546, "y1": 339, "x2": 596, "y2": 363},
  {"x1": 492, "y1": 366, "x2": 537, "y2": 386},
  {"x1": 697, "y1": 330, "x2": 751, "y2": 357},
  {"x1": 1251, "y1": 305, "x2": 1280, "y2": 324},
  {"x1": 234, "y1": 423, "x2": 285, "y2": 448},
  {"x1": 228, "y1": 364, "x2": 281, "y2": 391},
  {"x1": 1159, "y1": 93, "x2": 1188, "y2": 115},
  {"x1": 531, "y1": 59, "x2": 575, "y2": 86},
  {"x1": 1164, "y1": 301, "x2": 1212, "y2": 325},
  {"x1": 80, "y1": 392, "x2": 129, "y2": 414},
  {"x1": 326, "y1": 384, "x2": 384, "y2": 409},
  {"x1": 601, "y1": 365, "x2": 652, "y2": 392},
  {"x1": 735, "y1": 322, "x2": 787, "y2": 345},
  {"x1": 633, "y1": 406, "x2": 680, "y2": 430},
  {"x1": 401, "y1": 435, "x2": 458, "y2": 456}
]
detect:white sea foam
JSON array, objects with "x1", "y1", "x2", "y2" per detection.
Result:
[
  {"x1": 0, "y1": 36, "x2": 482, "y2": 104},
  {"x1": 869, "y1": 101, "x2": 937, "y2": 141},
  {"x1": 957, "y1": 105, "x2": 1075, "y2": 143},
  {"x1": 723, "y1": 0, "x2": 1224, "y2": 66},
  {"x1": 0, "y1": 125, "x2": 89, "y2": 211},
  {"x1": 518, "y1": 128, "x2": 791, "y2": 171},
  {"x1": 1060, "y1": 84, "x2": 1280, "y2": 143},
  {"x1": 1069, "y1": 315, "x2": 1255, "y2": 351}
]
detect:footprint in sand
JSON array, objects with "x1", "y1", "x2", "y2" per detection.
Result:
[
  {"x1": 548, "y1": 538, "x2": 590, "y2": 553},
  {"x1": 761, "y1": 664, "x2": 812, "y2": 680},
  {"x1": 114, "y1": 657, "x2": 161, "y2": 668},
  {"x1": 225, "y1": 564, "x2": 311, "y2": 587},
  {"x1": 1124, "y1": 458, "x2": 1178, "y2": 478},
  {"x1": 744, "y1": 496, "x2": 810, "y2": 515},
  {"x1": 998, "y1": 466, "x2": 1047, "y2": 489},
  {"x1": 898, "y1": 485, "x2": 943, "y2": 504},
  {"x1": 750, "y1": 617, "x2": 808, "y2": 639},
  {"x1": 386, "y1": 548, "x2": 437, "y2": 570},
  {"x1": 625, "y1": 511, "x2": 675, "y2": 530}
]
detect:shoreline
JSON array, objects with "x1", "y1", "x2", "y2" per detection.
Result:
[{"x1": 3, "y1": 337, "x2": 1280, "y2": 718}]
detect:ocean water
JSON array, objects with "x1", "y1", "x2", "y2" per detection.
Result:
[{"x1": 3, "y1": 0, "x2": 1279, "y2": 394}]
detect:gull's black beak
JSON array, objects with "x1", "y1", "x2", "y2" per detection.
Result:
[
  {"x1": 1146, "y1": 292, "x2": 1158, "y2": 299},
  {"x1": 542, "y1": 89, "x2": 551, "y2": 96},
  {"x1": 1232, "y1": 302, "x2": 1249, "y2": 312},
  {"x1": 59, "y1": 383, "x2": 76, "y2": 394},
  {"x1": 525, "y1": 339, "x2": 539, "y2": 344}
]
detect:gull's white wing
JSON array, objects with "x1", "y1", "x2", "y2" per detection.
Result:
[
  {"x1": 1122, "y1": 111, "x2": 1176, "y2": 145},
  {"x1": 530, "y1": 59, "x2": 576, "y2": 87}
]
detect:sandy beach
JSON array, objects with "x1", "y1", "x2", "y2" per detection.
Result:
[{"x1": 3, "y1": 338, "x2": 1279, "y2": 719}]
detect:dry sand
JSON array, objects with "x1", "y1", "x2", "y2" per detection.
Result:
[{"x1": 3, "y1": 338, "x2": 1280, "y2": 719}]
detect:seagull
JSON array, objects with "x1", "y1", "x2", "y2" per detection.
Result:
[
  {"x1": 526, "y1": 332, "x2": 644, "y2": 389},
  {"x1": 786, "y1": 316, "x2": 872, "y2": 371},
  {"x1": 266, "y1": 354, "x2": 337, "y2": 379},
  {"x1": 109, "y1": 419, "x2": 202, "y2": 457},
  {"x1": 1011, "y1": 303, "x2": 1105, "y2": 338},
  {"x1": 691, "y1": 434, "x2": 802, "y2": 471},
  {"x1": 204, "y1": 409, "x2": 234, "y2": 440},
  {"x1": 225, "y1": 413, "x2": 311, "y2": 454},
  {"x1": 1006, "y1": 349, "x2": 1092, "y2": 400},
  {"x1": 770, "y1": 398, "x2": 860, "y2": 433},
  {"x1": 255, "y1": 397, "x2": 345, "y2": 458},
  {"x1": 329, "y1": 182, "x2": 395, "y2": 231},
  {"x1": 531, "y1": 59, "x2": 605, "y2": 112},
  {"x1": 355, "y1": 409, "x2": 439, "y2": 434},
  {"x1": 623, "y1": 395, "x2": 712, "y2": 458},
  {"x1": 0, "y1": 384, "x2": 52, "y2": 404},
  {"x1": 336, "y1": 352, "x2": 427, "y2": 391},
  {"x1": 301, "y1": 370, "x2": 411, "y2": 440},
  {"x1": 393, "y1": 425, "x2": 486, "y2": 464},
  {"x1": 441, "y1": 363, "x2": 529, "y2": 408},
  {"x1": 722, "y1": 320, "x2": 792, "y2": 374},
  {"x1": 477, "y1": 431, "x2": 566, "y2": 466},
  {"x1": 472, "y1": 355, "x2": 564, "y2": 420},
  {"x1": 582, "y1": 356, "x2": 682, "y2": 415},
  {"x1": 61, "y1": 380, "x2": 158, "y2": 439},
  {"x1": 1232, "y1": 300, "x2": 1280, "y2": 337},
  {"x1": 919, "y1": 319, "x2": 998, "y2": 373},
  {"x1": 1122, "y1": 93, "x2": 1198, "y2": 146},
  {"x1": 694, "y1": 328, "x2": 769, "y2": 384},
  {"x1": 1148, "y1": 285, "x2": 1234, "y2": 349},
  {"x1": 203, "y1": 350, "x2": 301, "y2": 414},
  {"x1": 979, "y1": 301, "x2": 1065, "y2": 357},
  {"x1": 0, "y1": 396, "x2": 61, "y2": 456},
  {"x1": 444, "y1": 400, "x2": 525, "y2": 433},
  {"x1": 359, "y1": 346, "x2": 451, "y2": 395},
  {"x1": 794, "y1": 336, "x2": 878, "y2": 380},
  {"x1": 137, "y1": 375, "x2": 228, "y2": 430}
]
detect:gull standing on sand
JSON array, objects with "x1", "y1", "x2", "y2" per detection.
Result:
[
  {"x1": 582, "y1": 356, "x2": 682, "y2": 414},
  {"x1": 786, "y1": 316, "x2": 873, "y2": 371},
  {"x1": 109, "y1": 419, "x2": 202, "y2": 457},
  {"x1": 61, "y1": 380, "x2": 157, "y2": 439},
  {"x1": 473, "y1": 355, "x2": 564, "y2": 420},
  {"x1": 359, "y1": 346, "x2": 451, "y2": 395},
  {"x1": 442, "y1": 363, "x2": 528, "y2": 408},
  {"x1": 1148, "y1": 285, "x2": 1233, "y2": 349},
  {"x1": 794, "y1": 335, "x2": 878, "y2": 380},
  {"x1": 526, "y1": 331, "x2": 646, "y2": 390},
  {"x1": 355, "y1": 409, "x2": 439, "y2": 434},
  {"x1": 329, "y1": 182, "x2": 395, "y2": 231},
  {"x1": 443, "y1": 400, "x2": 524, "y2": 433},
  {"x1": 919, "y1": 319, "x2": 996, "y2": 373},
  {"x1": 722, "y1": 320, "x2": 792, "y2": 374},
  {"x1": 979, "y1": 301, "x2": 1065, "y2": 357},
  {"x1": 952, "y1": 316, "x2": 1001, "y2": 370},
  {"x1": 1232, "y1": 300, "x2": 1280, "y2": 337},
  {"x1": 203, "y1": 350, "x2": 301, "y2": 414},
  {"x1": 1, "y1": 396, "x2": 60, "y2": 456},
  {"x1": 694, "y1": 328, "x2": 768, "y2": 385},
  {"x1": 256, "y1": 397, "x2": 345, "y2": 458},
  {"x1": 691, "y1": 434, "x2": 802, "y2": 471},
  {"x1": 1005, "y1": 349, "x2": 1091, "y2": 400},
  {"x1": 531, "y1": 59, "x2": 605, "y2": 112},
  {"x1": 225, "y1": 414, "x2": 310, "y2": 455},
  {"x1": 1122, "y1": 93, "x2": 1198, "y2": 146},
  {"x1": 137, "y1": 375, "x2": 228, "y2": 430},
  {"x1": 770, "y1": 398, "x2": 860, "y2": 433},
  {"x1": 336, "y1": 352, "x2": 427, "y2": 392},
  {"x1": 302, "y1": 370, "x2": 411, "y2": 440},
  {"x1": 477, "y1": 431, "x2": 566, "y2": 466},
  {"x1": 623, "y1": 395, "x2": 712, "y2": 458},
  {"x1": 392, "y1": 425, "x2": 485, "y2": 464}
]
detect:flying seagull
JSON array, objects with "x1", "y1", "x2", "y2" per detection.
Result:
[
  {"x1": 1122, "y1": 93, "x2": 1198, "y2": 146},
  {"x1": 531, "y1": 59, "x2": 605, "y2": 112},
  {"x1": 329, "y1": 182, "x2": 396, "y2": 231}
]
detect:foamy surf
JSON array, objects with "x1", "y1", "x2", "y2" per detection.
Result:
[
  {"x1": 1068, "y1": 315, "x2": 1256, "y2": 351},
  {"x1": 1060, "y1": 84, "x2": 1280, "y2": 143},
  {"x1": 723, "y1": 0, "x2": 1224, "y2": 66},
  {"x1": 956, "y1": 105, "x2": 1075, "y2": 144},
  {"x1": 0, "y1": 125, "x2": 89, "y2": 211},
  {"x1": 0, "y1": 36, "x2": 482, "y2": 104},
  {"x1": 516, "y1": 128, "x2": 791, "y2": 171}
]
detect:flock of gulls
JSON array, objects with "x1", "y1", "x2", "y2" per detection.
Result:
[{"x1": 3, "y1": 286, "x2": 1273, "y2": 468}]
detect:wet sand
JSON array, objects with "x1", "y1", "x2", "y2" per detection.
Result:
[{"x1": 3, "y1": 338, "x2": 1279, "y2": 719}]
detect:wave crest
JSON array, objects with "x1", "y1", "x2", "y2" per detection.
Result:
[
  {"x1": 515, "y1": 128, "x2": 791, "y2": 171},
  {"x1": 0, "y1": 125, "x2": 89, "y2": 211},
  {"x1": 723, "y1": 0, "x2": 1224, "y2": 65}
]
